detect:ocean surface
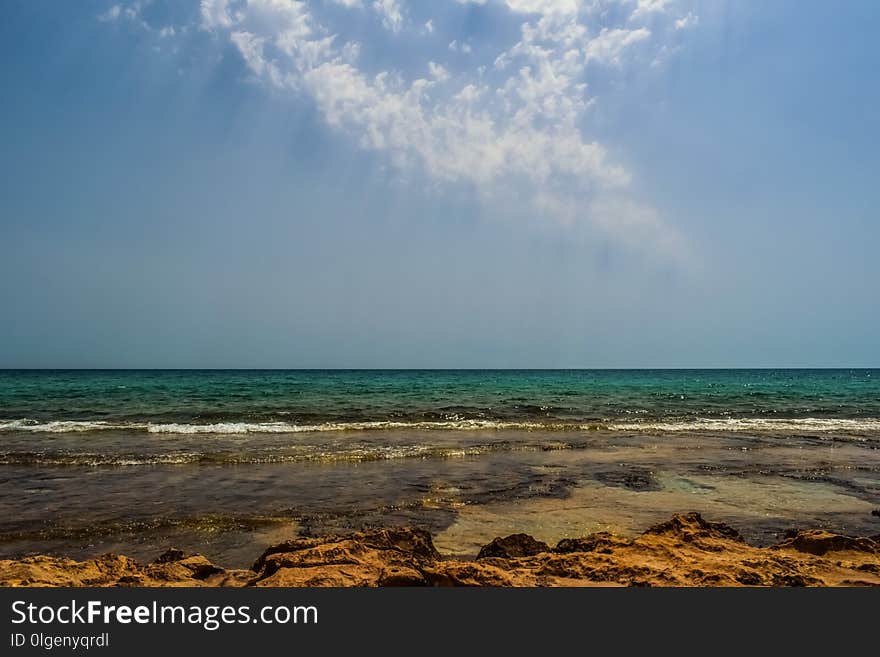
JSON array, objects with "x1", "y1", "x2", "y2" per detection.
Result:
[{"x1": 1, "y1": 369, "x2": 878, "y2": 565}]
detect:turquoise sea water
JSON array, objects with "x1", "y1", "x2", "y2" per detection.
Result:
[
  {"x1": 2, "y1": 369, "x2": 879, "y2": 430},
  {"x1": 1, "y1": 370, "x2": 878, "y2": 565}
]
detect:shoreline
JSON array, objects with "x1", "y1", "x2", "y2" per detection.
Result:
[{"x1": 2, "y1": 512, "x2": 878, "y2": 587}]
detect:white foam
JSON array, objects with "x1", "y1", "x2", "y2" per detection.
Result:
[
  {"x1": 145, "y1": 420, "x2": 556, "y2": 433},
  {"x1": 1, "y1": 417, "x2": 879, "y2": 434},
  {"x1": 0, "y1": 420, "x2": 135, "y2": 433},
  {"x1": 147, "y1": 421, "x2": 296, "y2": 434},
  {"x1": 606, "y1": 418, "x2": 880, "y2": 433}
]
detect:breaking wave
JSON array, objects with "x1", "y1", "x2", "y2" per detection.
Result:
[{"x1": 2, "y1": 417, "x2": 880, "y2": 434}]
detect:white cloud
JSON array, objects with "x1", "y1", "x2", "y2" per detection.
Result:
[
  {"x1": 630, "y1": 0, "x2": 672, "y2": 21},
  {"x1": 140, "y1": 0, "x2": 698, "y2": 264},
  {"x1": 97, "y1": 1, "x2": 150, "y2": 27},
  {"x1": 372, "y1": 0, "x2": 404, "y2": 33},
  {"x1": 98, "y1": 5, "x2": 123, "y2": 22},
  {"x1": 200, "y1": 0, "x2": 241, "y2": 29},
  {"x1": 675, "y1": 12, "x2": 698, "y2": 30},
  {"x1": 90, "y1": 0, "x2": 178, "y2": 47},
  {"x1": 505, "y1": 0, "x2": 580, "y2": 16},
  {"x1": 428, "y1": 61, "x2": 450, "y2": 82},
  {"x1": 584, "y1": 27, "x2": 651, "y2": 65}
]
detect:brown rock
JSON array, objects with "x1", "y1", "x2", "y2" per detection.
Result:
[
  {"x1": 177, "y1": 555, "x2": 225, "y2": 579},
  {"x1": 362, "y1": 527, "x2": 440, "y2": 560},
  {"x1": 644, "y1": 512, "x2": 744, "y2": 543},
  {"x1": 423, "y1": 561, "x2": 541, "y2": 587},
  {"x1": 153, "y1": 548, "x2": 186, "y2": 564},
  {"x1": 252, "y1": 527, "x2": 439, "y2": 587},
  {"x1": 0, "y1": 552, "x2": 240, "y2": 587},
  {"x1": 773, "y1": 530, "x2": 879, "y2": 556},
  {"x1": 253, "y1": 528, "x2": 438, "y2": 573},
  {"x1": 251, "y1": 538, "x2": 326, "y2": 572},
  {"x1": 377, "y1": 566, "x2": 427, "y2": 586},
  {"x1": 477, "y1": 534, "x2": 550, "y2": 559},
  {"x1": 554, "y1": 532, "x2": 622, "y2": 554},
  {"x1": 2, "y1": 514, "x2": 879, "y2": 588}
]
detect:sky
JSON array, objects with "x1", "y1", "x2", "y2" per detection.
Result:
[{"x1": 1, "y1": 0, "x2": 878, "y2": 368}]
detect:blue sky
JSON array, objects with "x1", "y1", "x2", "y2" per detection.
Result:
[{"x1": 1, "y1": 0, "x2": 878, "y2": 368}]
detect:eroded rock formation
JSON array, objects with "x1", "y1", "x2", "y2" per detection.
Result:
[{"x1": 2, "y1": 513, "x2": 878, "y2": 587}]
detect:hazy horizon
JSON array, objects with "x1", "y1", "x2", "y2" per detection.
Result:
[
  {"x1": 1, "y1": 367, "x2": 879, "y2": 372},
  {"x1": 2, "y1": 1, "x2": 878, "y2": 369}
]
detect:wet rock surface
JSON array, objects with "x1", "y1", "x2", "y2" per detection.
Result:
[
  {"x1": 593, "y1": 468, "x2": 661, "y2": 492},
  {"x1": 477, "y1": 534, "x2": 550, "y2": 559}
]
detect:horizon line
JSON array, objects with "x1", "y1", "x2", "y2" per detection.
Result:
[{"x1": 1, "y1": 367, "x2": 878, "y2": 372}]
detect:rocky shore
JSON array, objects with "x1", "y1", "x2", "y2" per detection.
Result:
[{"x1": 1, "y1": 513, "x2": 878, "y2": 587}]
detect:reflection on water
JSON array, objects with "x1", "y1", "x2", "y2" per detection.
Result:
[{"x1": 1, "y1": 429, "x2": 878, "y2": 567}]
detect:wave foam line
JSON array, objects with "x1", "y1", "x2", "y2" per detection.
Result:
[
  {"x1": 0, "y1": 442, "x2": 532, "y2": 467},
  {"x1": 0, "y1": 419, "x2": 564, "y2": 434},
  {"x1": 1, "y1": 417, "x2": 880, "y2": 434},
  {"x1": 607, "y1": 418, "x2": 880, "y2": 433}
]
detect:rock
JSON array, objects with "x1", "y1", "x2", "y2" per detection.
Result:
[
  {"x1": 0, "y1": 552, "x2": 237, "y2": 587},
  {"x1": 644, "y1": 512, "x2": 744, "y2": 543},
  {"x1": 252, "y1": 538, "x2": 326, "y2": 572},
  {"x1": 554, "y1": 532, "x2": 620, "y2": 554},
  {"x1": 362, "y1": 527, "x2": 440, "y2": 561},
  {"x1": 594, "y1": 469, "x2": 660, "y2": 491},
  {"x1": 768, "y1": 573, "x2": 822, "y2": 587},
  {"x1": 734, "y1": 570, "x2": 763, "y2": 586},
  {"x1": 177, "y1": 556, "x2": 225, "y2": 579},
  {"x1": 2, "y1": 514, "x2": 879, "y2": 588},
  {"x1": 153, "y1": 548, "x2": 186, "y2": 564},
  {"x1": 252, "y1": 527, "x2": 440, "y2": 587},
  {"x1": 773, "y1": 530, "x2": 879, "y2": 556},
  {"x1": 0, "y1": 554, "x2": 143, "y2": 587},
  {"x1": 423, "y1": 561, "x2": 541, "y2": 587},
  {"x1": 377, "y1": 566, "x2": 426, "y2": 586},
  {"x1": 477, "y1": 534, "x2": 550, "y2": 559},
  {"x1": 872, "y1": 509, "x2": 880, "y2": 518},
  {"x1": 252, "y1": 527, "x2": 439, "y2": 574}
]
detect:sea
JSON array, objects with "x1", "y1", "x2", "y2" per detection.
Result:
[{"x1": 1, "y1": 369, "x2": 878, "y2": 565}]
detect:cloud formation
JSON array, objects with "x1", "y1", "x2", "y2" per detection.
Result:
[{"x1": 102, "y1": 0, "x2": 700, "y2": 264}]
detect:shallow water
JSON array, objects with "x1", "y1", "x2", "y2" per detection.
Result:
[{"x1": 1, "y1": 370, "x2": 879, "y2": 566}]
